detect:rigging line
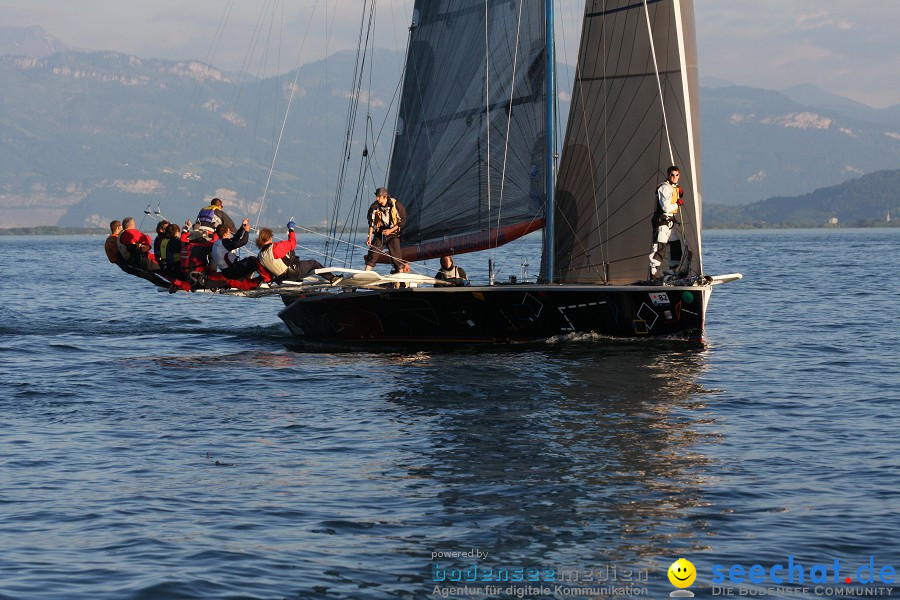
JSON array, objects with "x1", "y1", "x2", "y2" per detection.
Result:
[
  {"x1": 602, "y1": 0, "x2": 610, "y2": 281},
  {"x1": 252, "y1": 0, "x2": 322, "y2": 233},
  {"x1": 329, "y1": 0, "x2": 372, "y2": 228},
  {"x1": 327, "y1": 0, "x2": 376, "y2": 265},
  {"x1": 284, "y1": 223, "x2": 439, "y2": 276},
  {"x1": 372, "y1": 75, "x2": 404, "y2": 168},
  {"x1": 239, "y1": 0, "x2": 284, "y2": 208},
  {"x1": 643, "y1": 0, "x2": 675, "y2": 165},
  {"x1": 494, "y1": 0, "x2": 526, "y2": 250},
  {"x1": 334, "y1": 141, "x2": 371, "y2": 268},
  {"x1": 489, "y1": 207, "x2": 545, "y2": 279},
  {"x1": 484, "y1": 0, "x2": 492, "y2": 257}
]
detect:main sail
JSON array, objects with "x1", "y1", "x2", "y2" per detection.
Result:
[
  {"x1": 552, "y1": 0, "x2": 703, "y2": 284},
  {"x1": 387, "y1": 0, "x2": 547, "y2": 262}
]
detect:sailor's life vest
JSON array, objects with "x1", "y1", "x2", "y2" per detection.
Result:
[
  {"x1": 652, "y1": 182, "x2": 681, "y2": 228},
  {"x1": 116, "y1": 234, "x2": 132, "y2": 261},
  {"x1": 257, "y1": 244, "x2": 290, "y2": 277},
  {"x1": 212, "y1": 239, "x2": 237, "y2": 270},
  {"x1": 196, "y1": 205, "x2": 222, "y2": 229},
  {"x1": 436, "y1": 265, "x2": 469, "y2": 286},
  {"x1": 370, "y1": 198, "x2": 402, "y2": 234},
  {"x1": 181, "y1": 240, "x2": 212, "y2": 273},
  {"x1": 158, "y1": 237, "x2": 181, "y2": 269},
  {"x1": 440, "y1": 266, "x2": 463, "y2": 279}
]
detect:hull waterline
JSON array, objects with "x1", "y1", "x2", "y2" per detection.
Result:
[{"x1": 278, "y1": 283, "x2": 711, "y2": 345}]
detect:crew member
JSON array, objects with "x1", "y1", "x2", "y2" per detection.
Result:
[
  {"x1": 118, "y1": 217, "x2": 156, "y2": 271},
  {"x1": 180, "y1": 228, "x2": 215, "y2": 288},
  {"x1": 195, "y1": 197, "x2": 237, "y2": 235},
  {"x1": 212, "y1": 219, "x2": 258, "y2": 280},
  {"x1": 255, "y1": 221, "x2": 337, "y2": 284},
  {"x1": 104, "y1": 220, "x2": 126, "y2": 271},
  {"x1": 152, "y1": 220, "x2": 170, "y2": 260},
  {"x1": 364, "y1": 187, "x2": 408, "y2": 274},
  {"x1": 434, "y1": 255, "x2": 469, "y2": 287},
  {"x1": 648, "y1": 165, "x2": 684, "y2": 280},
  {"x1": 157, "y1": 223, "x2": 183, "y2": 279}
]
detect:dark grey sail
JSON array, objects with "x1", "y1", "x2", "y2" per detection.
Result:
[
  {"x1": 552, "y1": 0, "x2": 703, "y2": 284},
  {"x1": 387, "y1": 0, "x2": 547, "y2": 262}
]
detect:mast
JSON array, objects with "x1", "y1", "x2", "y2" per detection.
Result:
[{"x1": 542, "y1": 0, "x2": 556, "y2": 282}]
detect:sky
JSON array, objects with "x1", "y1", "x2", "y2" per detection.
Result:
[{"x1": 2, "y1": 0, "x2": 900, "y2": 108}]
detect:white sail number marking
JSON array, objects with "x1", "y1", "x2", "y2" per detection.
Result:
[{"x1": 557, "y1": 301, "x2": 607, "y2": 332}]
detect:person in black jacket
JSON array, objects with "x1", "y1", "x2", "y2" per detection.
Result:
[
  {"x1": 211, "y1": 220, "x2": 258, "y2": 279},
  {"x1": 434, "y1": 256, "x2": 469, "y2": 286}
]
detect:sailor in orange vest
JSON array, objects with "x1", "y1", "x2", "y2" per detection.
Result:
[
  {"x1": 648, "y1": 165, "x2": 685, "y2": 280},
  {"x1": 364, "y1": 187, "x2": 408, "y2": 274}
]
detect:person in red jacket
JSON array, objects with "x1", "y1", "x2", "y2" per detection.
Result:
[
  {"x1": 118, "y1": 217, "x2": 157, "y2": 271},
  {"x1": 115, "y1": 217, "x2": 168, "y2": 288},
  {"x1": 254, "y1": 221, "x2": 336, "y2": 284}
]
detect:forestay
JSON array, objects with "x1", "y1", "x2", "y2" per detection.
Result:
[
  {"x1": 553, "y1": 0, "x2": 703, "y2": 284},
  {"x1": 388, "y1": 0, "x2": 547, "y2": 262}
]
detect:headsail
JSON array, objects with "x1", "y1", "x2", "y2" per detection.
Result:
[
  {"x1": 387, "y1": 0, "x2": 547, "y2": 262},
  {"x1": 552, "y1": 0, "x2": 703, "y2": 284}
]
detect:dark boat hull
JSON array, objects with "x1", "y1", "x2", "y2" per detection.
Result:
[{"x1": 278, "y1": 283, "x2": 710, "y2": 345}]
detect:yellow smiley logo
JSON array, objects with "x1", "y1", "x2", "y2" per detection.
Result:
[{"x1": 668, "y1": 558, "x2": 697, "y2": 588}]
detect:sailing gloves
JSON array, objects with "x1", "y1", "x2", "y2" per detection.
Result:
[{"x1": 287, "y1": 220, "x2": 296, "y2": 232}]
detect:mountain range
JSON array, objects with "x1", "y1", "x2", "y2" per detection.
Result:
[
  {"x1": 705, "y1": 168, "x2": 899, "y2": 228},
  {"x1": 1, "y1": 25, "x2": 899, "y2": 229}
]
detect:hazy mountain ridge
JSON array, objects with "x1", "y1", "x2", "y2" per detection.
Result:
[
  {"x1": 2, "y1": 26, "x2": 900, "y2": 228},
  {"x1": 706, "y1": 168, "x2": 900, "y2": 228},
  {"x1": 0, "y1": 25, "x2": 71, "y2": 58},
  {"x1": 0, "y1": 45, "x2": 400, "y2": 228},
  {"x1": 701, "y1": 85, "x2": 900, "y2": 204}
]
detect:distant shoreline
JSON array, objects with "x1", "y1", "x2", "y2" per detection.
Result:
[
  {"x1": 0, "y1": 226, "x2": 362, "y2": 236},
  {"x1": 2, "y1": 224, "x2": 897, "y2": 236}
]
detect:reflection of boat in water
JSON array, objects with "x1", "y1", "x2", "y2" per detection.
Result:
[
  {"x1": 381, "y1": 346, "x2": 715, "y2": 583},
  {"x1": 274, "y1": 0, "x2": 740, "y2": 345}
]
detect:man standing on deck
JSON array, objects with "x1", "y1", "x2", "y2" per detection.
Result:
[
  {"x1": 364, "y1": 187, "x2": 408, "y2": 274},
  {"x1": 648, "y1": 165, "x2": 684, "y2": 280}
]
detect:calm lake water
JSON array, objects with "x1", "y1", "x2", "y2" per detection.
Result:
[{"x1": 0, "y1": 229, "x2": 898, "y2": 599}]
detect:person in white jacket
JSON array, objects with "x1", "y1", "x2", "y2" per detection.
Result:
[{"x1": 648, "y1": 165, "x2": 684, "y2": 279}]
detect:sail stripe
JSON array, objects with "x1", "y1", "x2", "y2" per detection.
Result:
[
  {"x1": 423, "y1": 92, "x2": 542, "y2": 128},
  {"x1": 586, "y1": 0, "x2": 663, "y2": 19},
  {"x1": 579, "y1": 68, "x2": 680, "y2": 82},
  {"x1": 372, "y1": 220, "x2": 545, "y2": 265}
]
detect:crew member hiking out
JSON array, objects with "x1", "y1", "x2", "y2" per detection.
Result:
[
  {"x1": 364, "y1": 187, "x2": 408, "y2": 274},
  {"x1": 212, "y1": 220, "x2": 258, "y2": 280},
  {"x1": 104, "y1": 220, "x2": 126, "y2": 271},
  {"x1": 648, "y1": 165, "x2": 684, "y2": 280},
  {"x1": 255, "y1": 222, "x2": 338, "y2": 284},
  {"x1": 116, "y1": 217, "x2": 168, "y2": 288},
  {"x1": 118, "y1": 217, "x2": 157, "y2": 272}
]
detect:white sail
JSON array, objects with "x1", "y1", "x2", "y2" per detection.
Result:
[{"x1": 552, "y1": 0, "x2": 703, "y2": 284}]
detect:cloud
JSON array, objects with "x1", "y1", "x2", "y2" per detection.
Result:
[{"x1": 794, "y1": 11, "x2": 852, "y2": 32}]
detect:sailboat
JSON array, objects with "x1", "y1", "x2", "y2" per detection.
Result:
[{"x1": 269, "y1": 0, "x2": 741, "y2": 344}]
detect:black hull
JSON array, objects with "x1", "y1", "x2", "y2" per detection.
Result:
[{"x1": 278, "y1": 283, "x2": 710, "y2": 345}]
